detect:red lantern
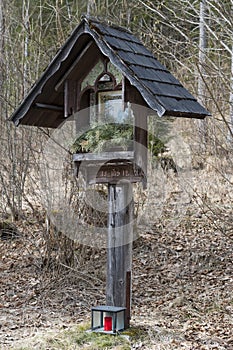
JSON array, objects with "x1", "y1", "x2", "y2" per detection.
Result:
[
  {"x1": 91, "y1": 305, "x2": 126, "y2": 333},
  {"x1": 104, "y1": 316, "x2": 112, "y2": 331}
]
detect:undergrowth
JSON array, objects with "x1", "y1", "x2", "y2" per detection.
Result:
[{"x1": 13, "y1": 323, "x2": 132, "y2": 350}]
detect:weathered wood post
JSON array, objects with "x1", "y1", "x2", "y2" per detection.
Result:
[{"x1": 106, "y1": 182, "x2": 133, "y2": 325}]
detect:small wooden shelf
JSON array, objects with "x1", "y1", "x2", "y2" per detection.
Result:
[
  {"x1": 73, "y1": 151, "x2": 144, "y2": 184},
  {"x1": 73, "y1": 151, "x2": 134, "y2": 162}
]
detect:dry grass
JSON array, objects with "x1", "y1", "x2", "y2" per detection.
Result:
[
  {"x1": 11, "y1": 323, "x2": 146, "y2": 350},
  {"x1": 1, "y1": 145, "x2": 233, "y2": 350}
]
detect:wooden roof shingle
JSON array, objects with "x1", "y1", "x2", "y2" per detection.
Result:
[{"x1": 11, "y1": 15, "x2": 210, "y2": 127}]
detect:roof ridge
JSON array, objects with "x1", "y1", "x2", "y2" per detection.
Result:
[
  {"x1": 11, "y1": 16, "x2": 210, "y2": 127},
  {"x1": 82, "y1": 14, "x2": 133, "y2": 35}
]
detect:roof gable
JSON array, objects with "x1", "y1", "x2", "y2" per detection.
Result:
[{"x1": 11, "y1": 16, "x2": 210, "y2": 127}]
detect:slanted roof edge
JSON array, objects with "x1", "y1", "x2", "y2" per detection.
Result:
[
  {"x1": 10, "y1": 16, "x2": 210, "y2": 127},
  {"x1": 84, "y1": 22, "x2": 166, "y2": 117},
  {"x1": 11, "y1": 21, "x2": 85, "y2": 126}
]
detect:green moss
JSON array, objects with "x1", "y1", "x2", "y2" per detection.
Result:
[
  {"x1": 70, "y1": 123, "x2": 166, "y2": 157},
  {"x1": 70, "y1": 123, "x2": 133, "y2": 153},
  {"x1": 72, "y1": 329, "x2": 130, "y2": 349},
  {"x1": 122, "y1": 326, "x2": 148, "y2": 341},
  {"x1": 148, "y1": 132, "x2": 166, "y2": 157},
  {"x1": 13, "y1": 324, "x2": 152, "y2": 350}
]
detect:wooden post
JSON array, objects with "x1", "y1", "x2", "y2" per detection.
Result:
[
  {"x1": 106, "y1": 182, "x2": 133, "y2": 318},
  {"x1": 125, "y1": 270, "x2": 131, "y2": 328},
  {"x1": 124, "y1": 78, "x2": 148, "y2": 188}
]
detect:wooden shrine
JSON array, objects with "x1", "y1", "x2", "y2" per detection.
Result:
[{"x1": 11, "y1": 15, "x2": 210, "y2": 331}]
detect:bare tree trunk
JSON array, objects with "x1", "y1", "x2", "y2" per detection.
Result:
[
  {"x1": 229, "y1": 5, "x2": 233, "y2": 143},
  {"x1": 198, "y1": 0, "x2": 208, "y2": 148},
  {"x1": 0, "y1": 0, "x2": 4, "y2": 114},
  {"x1": 87, "y1": 0, "x2": 97, "y2": 16},
  {"x1": 22, "y1": 0, "x2": 30, "y2": 96}
]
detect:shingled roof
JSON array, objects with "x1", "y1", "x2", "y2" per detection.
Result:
[{"x1": 11, "y1": 16, "x2": 210, "y2": 127}]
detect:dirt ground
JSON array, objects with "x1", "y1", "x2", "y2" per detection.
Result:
[{"x1": 0, "y1": 165, "x2": 233, "y2": 349}]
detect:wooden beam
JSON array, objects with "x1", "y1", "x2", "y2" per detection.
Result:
[
  {"x1": 34, "y1": 103, "x2": 63, "y2": 111},
  {"x1": 106, "y1": 183, "x2": 133, "y2": 308},
  {"x1": 123, "y1": 78, "x2": 148, "y2": 188},
  {"x1": 55, "y1": 41, "x2": 95, "y2": 92},
  {"x1": 134, "y1": 106, "x2": 148, "y2": 189},
  {"x1": 64, "y1": 79, "x2": 77, "y2": 118},
  {"x1": 73, "y1": 151, "x2": 134, "y2": 162}
]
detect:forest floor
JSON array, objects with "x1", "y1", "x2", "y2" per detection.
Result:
[{"x1": 0, "y1": 163, "x2": 233, "y2": 349}]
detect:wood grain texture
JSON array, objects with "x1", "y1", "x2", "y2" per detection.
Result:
[{"x1": 106, "y1": 183, "x2": 133, "y2": 308}]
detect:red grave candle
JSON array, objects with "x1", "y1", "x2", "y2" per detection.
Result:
[{"x1": 104, "y1": 316, "x2": 112, "y2": 331}]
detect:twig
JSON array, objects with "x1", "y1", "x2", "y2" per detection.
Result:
[{"x1": 59, "y1": 262, "x2": 104, "y2": 288}]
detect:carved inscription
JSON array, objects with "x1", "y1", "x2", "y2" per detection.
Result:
[
  {"x1": 86, "y1": 163, "x2": 144, "y2": 184},
  {"x1": 97, "y1": 166, "x2": 142, "y2": 179}
]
